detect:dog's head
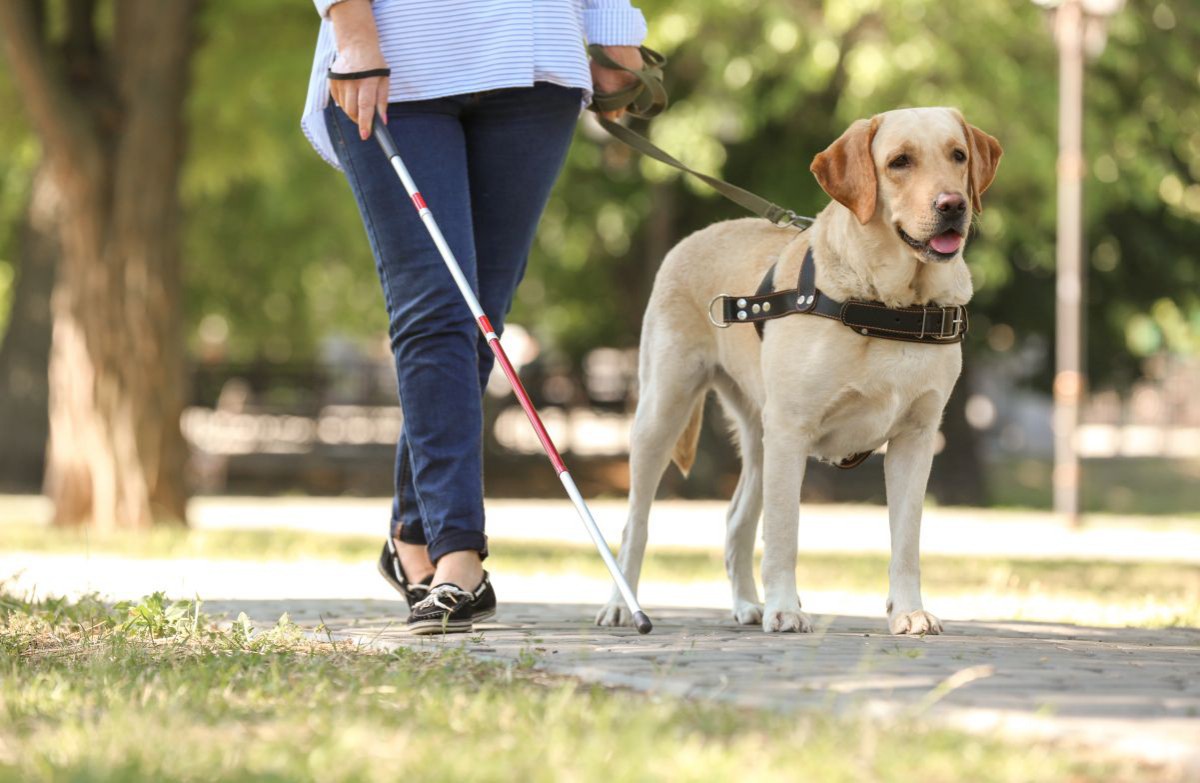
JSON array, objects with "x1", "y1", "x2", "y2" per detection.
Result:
[{"x1": 810, "y1": 108, "x2": 1002, "y2": 263}]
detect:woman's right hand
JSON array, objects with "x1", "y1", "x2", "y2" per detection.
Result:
[{"x1": 328, "y1": 0, "x2": 389, "y2": 140}]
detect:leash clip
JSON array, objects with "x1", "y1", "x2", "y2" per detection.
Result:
[
  {"x1": 772, "y1": 210, "x2": 816, "y2": 230},
  {"x1": 707, "y1": 294, "x2": 731, "y2": 328}
]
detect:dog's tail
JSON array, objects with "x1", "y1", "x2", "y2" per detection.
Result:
[{"x1": 671, "y1": 398, "x2": 705, "y2": 478}]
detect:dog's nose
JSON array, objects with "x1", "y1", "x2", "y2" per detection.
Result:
[{"x1": 935, "y1": 192, "x2": 967, "y2": 217}]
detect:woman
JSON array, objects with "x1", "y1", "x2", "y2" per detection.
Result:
[{"x1": 300, "y1": 0, "x2": 648, "y2": 633}]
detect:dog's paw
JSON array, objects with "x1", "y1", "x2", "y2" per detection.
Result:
[
  {"x1": 889, "y1": 609, "x2": 943, "y2": 636},
  {"x1": 731, "y1": 600, "x2": 763, "y2": 626},
  {"x1": 761, "y1": 606, "x2": 812, "y2": 633},
  {"x1": 595, "y1": 603, "x2": 634, "y2": 627}
]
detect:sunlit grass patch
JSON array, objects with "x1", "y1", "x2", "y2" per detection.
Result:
[{"x1": 0, "y1": 590, "x2": 1137, "y2": 783}]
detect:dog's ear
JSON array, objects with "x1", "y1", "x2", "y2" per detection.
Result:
[
  {"x1": 954, "y1": 112, "x2": 1003, "y2": 212},
  {"x1": 810, "y1": 116, "x2": 880, "y2": 225}
]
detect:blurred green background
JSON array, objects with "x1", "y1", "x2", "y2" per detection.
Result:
[{"x1": 0, "y1": 0, "x2": 1196, "y2": 521}]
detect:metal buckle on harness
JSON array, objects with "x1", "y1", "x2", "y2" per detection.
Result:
[
  {"x1": 707, "y1": 294, "x2": 732, "y2": 328},
  {"x1": 932, "y1": 305, "x2": 964, "y2": 340}
]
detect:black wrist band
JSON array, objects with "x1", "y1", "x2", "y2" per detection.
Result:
[{"x1": 327, "y1": 68, "x2": 391, "y2": 80}]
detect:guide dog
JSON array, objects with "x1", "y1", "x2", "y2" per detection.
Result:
[{"x1": 596, "y1": 107, "x2": 1002, "y2": 634}]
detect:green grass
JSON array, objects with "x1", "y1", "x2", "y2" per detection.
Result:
[
  {"x1": 5, "y1": 523, "x2": 1199, "y2": 627},
  {"x1": 0, "y1": 590, "x2": 1144, "y2": 783}
]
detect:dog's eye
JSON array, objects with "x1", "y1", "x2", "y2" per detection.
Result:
[
  {"x1": 952, "y1": 149, "x2": 967, "y2": 163},
  {"x1": 888, "y1": 154, "x2": 911, "y2": 170}
]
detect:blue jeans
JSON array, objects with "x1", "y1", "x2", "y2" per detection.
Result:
[{"x1": 326, "y1": 83, "x2": 582, "y2": 564}]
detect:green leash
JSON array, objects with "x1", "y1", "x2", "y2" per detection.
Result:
[
  {"x1": 587, "y1": 45, "x2": 813, "y2": 230},
  {"x1": 587, "y1": 44, "x2": 668, "y2": 119}
]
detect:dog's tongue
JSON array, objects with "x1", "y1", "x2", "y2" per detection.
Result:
[{"x1": 929, "y1": 231, "x2": 962, "y2": 255}]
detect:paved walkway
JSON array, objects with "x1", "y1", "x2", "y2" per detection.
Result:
[{"x1": 208, "y1": 598, "x2": 1200, "y2": 779}]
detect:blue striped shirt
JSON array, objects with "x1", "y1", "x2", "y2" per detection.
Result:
[{"x1": 302, "y1": 0, "x2": 647, "y2": 169}]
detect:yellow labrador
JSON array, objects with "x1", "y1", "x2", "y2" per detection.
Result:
[{"x1": 596, "y1": 107, "x2": 1002, "y2": 634}]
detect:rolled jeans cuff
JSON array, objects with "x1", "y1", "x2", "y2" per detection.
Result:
[
  {"x1": 394, "y1": 520, "x2": 427, "y2": 545},
  {"x1": 427, "y1": 529, "x2": 489, "y2": 565}
]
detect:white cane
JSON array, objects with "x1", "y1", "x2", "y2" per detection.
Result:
[{"x1": 371, "y1": 113, "x2": 652, "y2": 634}]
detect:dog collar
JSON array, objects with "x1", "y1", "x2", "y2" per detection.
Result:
[{"x1": 708, "y1": 248, "x2": 969, "y2": 345}]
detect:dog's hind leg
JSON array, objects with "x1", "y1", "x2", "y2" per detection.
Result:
[
  {"x1": 713, "y1": 375, "x2": 764, "y2": 625},
  {"x1": 596, "y1": 354, "x2": 708, "y2": 627}
]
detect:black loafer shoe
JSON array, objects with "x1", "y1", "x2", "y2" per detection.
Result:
[
  {"x1": 377, "y1": 539, "x2": 433, "y2": 609},
  {"x1": 406, "y1": 573, "x2": 497, "y2": 635},
  {"x1": 407, "y1": 583, "x2": 475, "y2": 635},
  {"x1": 470, "y1": 571, "x2": 497, "y2": 624}
]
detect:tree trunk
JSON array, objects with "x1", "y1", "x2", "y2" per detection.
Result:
[
  {"x1": 0, "y1": 167, "x2": 59, "y2": 491},
  {"x1": 0, "y1": 0, "x2": 196, "y2": 529}
]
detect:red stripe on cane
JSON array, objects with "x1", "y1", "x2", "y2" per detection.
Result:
[
  {"x1": 485, "y1": 339, "x2": 567, "y2": 475},
  {"x1": 479, "y1": 316, "x2": 495, "y2": 335},
  {"x1": 412, "y1": 192, "x2": 427, "y2": 210}
]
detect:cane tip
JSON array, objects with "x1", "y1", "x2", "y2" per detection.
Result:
[{"x1": 633, "y1": 611, "x2": 653, "y2": 635}]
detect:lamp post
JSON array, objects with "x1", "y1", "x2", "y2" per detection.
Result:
[{"x1": 1039, "y1": 0, "x2": 1123, "y2": 527}]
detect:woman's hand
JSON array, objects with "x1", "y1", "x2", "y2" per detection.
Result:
[
  {"x1": 590, "y1": 45, "x2": 644, "y2": 121},
  {"x1": 328, "y1": 0, "x2": 389, "y2": 140}
]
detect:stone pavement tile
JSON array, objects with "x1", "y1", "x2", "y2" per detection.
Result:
[{"x1": 205, "y1": 598, "x2": 1200, "y2": 776}]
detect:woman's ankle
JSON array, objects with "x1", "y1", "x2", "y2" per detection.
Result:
[
  {"x1": 432, "y1": 549, "x2": 484, "y2": 591},
  {"x1": 394, "y1": 538, "x2": 435, "y2": 584}
]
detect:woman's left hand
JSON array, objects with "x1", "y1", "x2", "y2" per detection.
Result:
[{"x1": 590, "y1": 45, "x2": 644, "y2": 120}]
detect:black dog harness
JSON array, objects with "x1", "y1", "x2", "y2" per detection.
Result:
[
  {"x1": 709, "y1": 248, "x2": 969, "y2": 344},
  {"x1": 707, "y1": 247, "x2": 968, "y2": 470}
]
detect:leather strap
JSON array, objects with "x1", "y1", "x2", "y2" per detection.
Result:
[
  {"x1": 714, "y1": 249, "x2": 969, "y2": 344},
  {"x1": 836, "y1": 451, "x2": 874, "y2": 470},
  {"x1": 751, "y1": 264, "x2": 776, "y2": 339},
  {"x1": 837, "y1": 299, "x2": 969, "y2": 343},
  {"x1": 327, "y1": 68, "x2": 391, "y2": 80}
]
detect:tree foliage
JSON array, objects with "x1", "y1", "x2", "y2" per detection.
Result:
[
  {"x1": 181, "y1": 0, "x2": 383, "y2": 364},
  {"x1": 526, "y1": 0, "x2": 1199, "y2": 388},
  {"x1": 1, "y1": 0, "x2": 1196, "y2": 391}
]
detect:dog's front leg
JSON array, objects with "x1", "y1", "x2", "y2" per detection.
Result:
[
  {"x1": 759, "y1": 420, "x2": 812, "y2": 633},
  {"x1": 883, "y1": 426, "x2": 943, "y2": 635}
]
